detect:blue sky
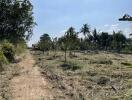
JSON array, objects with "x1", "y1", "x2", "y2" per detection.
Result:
[{"x1": 29, "y1": 0, "x2": 132, "y2": 46}]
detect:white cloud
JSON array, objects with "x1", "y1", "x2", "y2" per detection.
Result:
[
  {"x1": 124, "y1": 27, "x2": 132, "y2": 37},
  {"x1": 78, "y1": 33, "x2": 85, "y2": 38},
  {"x1": 111, "y1": 24, "x2": 119, "y2": 27},
  {"x1": 108, "y1": 24, "x2": 120, "y2": 33},
  {"x1": 56, "y1": 30, "x2": 66, "y2": 38},
  {"x1": 103, "y1": 23, "x2": 132, "y2": 37},
  {"x1": 103, "y1": 23, "x2": 120, "y2": 34}
]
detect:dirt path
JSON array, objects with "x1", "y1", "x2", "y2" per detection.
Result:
[{"x1": 10, "y1": 51, "x2": 53, "y2": 100}]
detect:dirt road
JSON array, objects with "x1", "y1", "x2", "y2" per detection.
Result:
[{"x1": 10, "y1": 51, "x2": 53, "y2": 100}]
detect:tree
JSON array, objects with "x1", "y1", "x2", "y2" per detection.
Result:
[
  {"x1": 52, "y1": 37, "x2": 58, "y2": 58},
  {"x1": 92, "y1": 29, "x2": 99, "y2": 49},
  {"x1": 80, "y1": 24, "x2": 90, "y2": 38},
  {"x1": 111, "y1": 31, "x2": 126, "y2": 52},
  {"x1": 119, "y1": 14, "x2": 132, "y2": 52},
  {"x1": 99, "y1": 32, "x2": 112, "y2": 50},
  {"x1": 119, "y1": 14, "x2": 132, "y2": 21},
  {"x1": 58, "y1": 27, "x2": 79, "y2": 62},
  {"x1": 66, "y1": 27, "x2": 79, "y2": 51},
  {"x1": 58, "y1": 36, "x2": 69, "y2": 62},
  {"x1": 38, "y1": 34, "x2": 52, "y2": 53},
  {"x1": 0, "y1": 0, "x2": 35, "y2": 44},
  {"x1": 80, "y1": 24, "x2": 91, "y2": 52}
]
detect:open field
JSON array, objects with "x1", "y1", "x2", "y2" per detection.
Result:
[
  {"x1": 0, "y1": 0, "x2": 132, "y2": 100},
  {"x1": 33, "y1": 50, "x2": 132, "y2": 100}
]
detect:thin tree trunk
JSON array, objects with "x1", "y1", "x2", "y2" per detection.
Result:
[{"x1": 65, "y1": 49, "x2": 67, "y2": 63}]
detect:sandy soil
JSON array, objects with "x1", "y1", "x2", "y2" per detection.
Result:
[{"x1": 10, "y1": 51, "x2": 53, "y2": 100}]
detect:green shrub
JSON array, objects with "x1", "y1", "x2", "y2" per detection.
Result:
[
  {"x1": 121, "y1": 62, "x2": 132, "y2": 66},
  {"x1": 1, "y1": 42, "x2": 15, "y2": 62},
  {"x1": 99, "y1": 60, "x2": 113, "y2": 64},
  {"x1": 61, "y1": 62, "x2": 81, "y2": 71},
  {"x1": 0, "y1": 51, "x2": 8, "y2": 72},
  {"x1": 90, "y1": 59, "x2": 113, "y2": 65}
]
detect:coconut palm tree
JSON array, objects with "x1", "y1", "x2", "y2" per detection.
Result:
[{"x1": 80, "y1": 24, "x2": 90, "y2": 38}]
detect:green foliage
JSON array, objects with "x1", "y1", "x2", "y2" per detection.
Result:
[
  {"x1": 38, "y1": 34, "x2": 52, "y2": 51},
  {"x1": 99, "y1": 32, "x2": 112, "y2": 50},
  {"x1": 0, "y1": 0, "x2": 35, "y2": 44},
  {"x1": 119, "y1": 14, "x2": 132, "y2": 21},
  {"x1": 0, "y1": 51, "x2": 8, "y2": 64},
  {"x1": 122, "y1": 45, "x2": 132, "y2": 53},
  {"x1": 90, "y1": 59, "x2": 113, "y2": 65},
  {"x1": 111, "y1": 31, "x2": 126, "y2": 51},
  {"x1": 80, "y1": 24, "x2": 90, "y2": 37},
  {"x1": 61, "y1": 62, "x2": 81, "y2": 71},
  {"x1": 58, "y1": 27, "x2": 79, "y2": 62},
  {"x1": 35, "y1": 24, "x2": 131, "y2": 54},
  {"x1": 1, "y1": 42, "x2": 15, "y2": 62},
  {"x1": 121, "y1": 62, "x2": 132, "y2": 66},
  {"x1": 0, "y1": 51, "x2": 8, "y2": 72}
]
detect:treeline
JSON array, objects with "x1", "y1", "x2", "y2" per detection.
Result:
[
  {"x1": 0, "y1": 0, "x2": 34, "y2": 71},
  {"x1": 33, "y1": 24, "x2": 132, "y2": 62},
  {"x1": 34, "y1": 24, "x2": 132, "y2": 52}
]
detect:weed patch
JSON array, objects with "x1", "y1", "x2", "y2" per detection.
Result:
[
  {"x1": 60, "y1": 62, "x2": 81, "y2": 71},
  {"x1": 90, "y1": 59, "x2": 113, "y2": 65},
  {"x1": 121, "y1": 62, "x2": 132, "y2": 67}
]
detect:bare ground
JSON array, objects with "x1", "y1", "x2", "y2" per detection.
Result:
[{"x1": 9, "y1": 51, "x2": 54, "y2": 100}]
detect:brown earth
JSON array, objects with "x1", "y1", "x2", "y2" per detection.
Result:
[{"x1": 10, "y1": 51, "x2": 54, "y2": 100}]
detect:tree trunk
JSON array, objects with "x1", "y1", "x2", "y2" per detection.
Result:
[{"x1": 65, "y1": 49, "x2": 67, "y2": 63}]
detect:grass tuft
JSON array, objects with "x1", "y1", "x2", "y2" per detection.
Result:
[
  {"x1": 60, "y1": 62, "x2": 81, "y2": 71},
  {"x1": 121, "y1": 62, "x2": 132, "y2": 66}
]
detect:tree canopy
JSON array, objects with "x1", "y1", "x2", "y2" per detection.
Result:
[
  {"x1": 119, "y1": 14, "x2": 132, "y2": 21},
  {"x1": 0, "y1": 0, "x2": 35, "y2": 44}
]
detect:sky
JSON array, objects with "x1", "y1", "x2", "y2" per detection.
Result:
[{"x1": 28, "y1": 0, "x2": 132, "y2": 46}]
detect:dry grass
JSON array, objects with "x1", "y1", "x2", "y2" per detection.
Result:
[
  {"x1": 0, "y1": 64, "x2": 20, "y2": 100},
  {"x1": 33, "y1": 50, "x2": 132, "y2": 100}
]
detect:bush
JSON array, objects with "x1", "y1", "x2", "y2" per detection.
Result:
[
  {"x1": 97, "y1": 76, "x2": 110, "y2": 86},
  {"x1": 0, "y1": 51, "x2": 8, "y2": 72},
  {"x1": 90, "y1": 59, "x2": 113, "y2": 65},
  {"x1": 121, "y1": 62, "x2": 132, "y2": 66},
  {"x1": 61, "y1": 62, "x2": 81, "y2": 71},
  {"x1": 1, "y1": 42, "x2": 15, "y2": 62}
]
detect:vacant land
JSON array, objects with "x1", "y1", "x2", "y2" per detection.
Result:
[
  {"x1": 0, "y1": 50, "x2": 132, "y2": 100},
  {"x1": 33, "y1": 50, "x2": 132, "y2": 100}
]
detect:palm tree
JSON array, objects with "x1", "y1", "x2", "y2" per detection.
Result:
[
  {"x1": 92, "y1": 29, "x2": 99, "y2": 49},
  {"x1": 80, "y1": 24, "x2": 91, "y2": 52},
  {"x1": 80, "y1": 24, "x2": 90, "y2": 38}
]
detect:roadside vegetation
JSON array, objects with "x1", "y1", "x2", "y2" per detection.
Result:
[{"x1": 0, "y1": 0, "x2": 35, "y2": 99}]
